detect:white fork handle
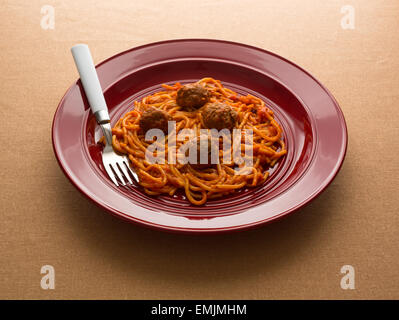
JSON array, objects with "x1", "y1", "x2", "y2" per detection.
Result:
[{"x1": 71, "y1": 44, "x2": 110, "y2": 123}]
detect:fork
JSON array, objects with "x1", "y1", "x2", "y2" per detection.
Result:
[{"x1": 71, "y1": 44, "x2": 139, "y2": 186}]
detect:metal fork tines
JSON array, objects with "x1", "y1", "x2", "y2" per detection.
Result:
[{"x1": 100, "y1": 122, "x2": 139, "y2": 186}]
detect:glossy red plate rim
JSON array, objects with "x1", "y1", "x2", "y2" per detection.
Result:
[{"x1": 52, "y1": 39, "x2": 348, "y2": 233}]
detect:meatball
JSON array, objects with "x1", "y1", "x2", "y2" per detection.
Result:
[
  {"x1": 201, "y1": 102, "x2": 237, "y2": 131},
  {"x1": 176, "y1": 83, "x2": 210, "y2": 109},
  {"x1": 185, "y1": 134, "x2": 219, "y2": 168},
  {"x1": 139, "y1": 107, "x2": 171, "y2": 134}
]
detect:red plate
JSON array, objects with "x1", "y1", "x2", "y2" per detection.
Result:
[{"x1": 52, "y1": 39, "x2": 347, "y2": 233}]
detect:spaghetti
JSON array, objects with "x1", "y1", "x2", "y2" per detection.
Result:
[{"x1": 109, "y1": 78, "x2": 287, "y2": 205}]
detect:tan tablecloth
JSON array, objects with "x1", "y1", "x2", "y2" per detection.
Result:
[{"x1": 1, "y1": 0, "x2": 398, "y2": 299}]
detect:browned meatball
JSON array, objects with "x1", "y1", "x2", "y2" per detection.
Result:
[
  {"x1": 176, "y1": 83, "x2": 210, "y2": 109},
  {"x1": 185, "y1": 134, "x2": 219, "y2": 168},
  {"x1": 201, "y1": 102, "x2": 237, "y2": 131},
  {"x1": 139, "y1": 107, "x2": 172, "y2": 134}
]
